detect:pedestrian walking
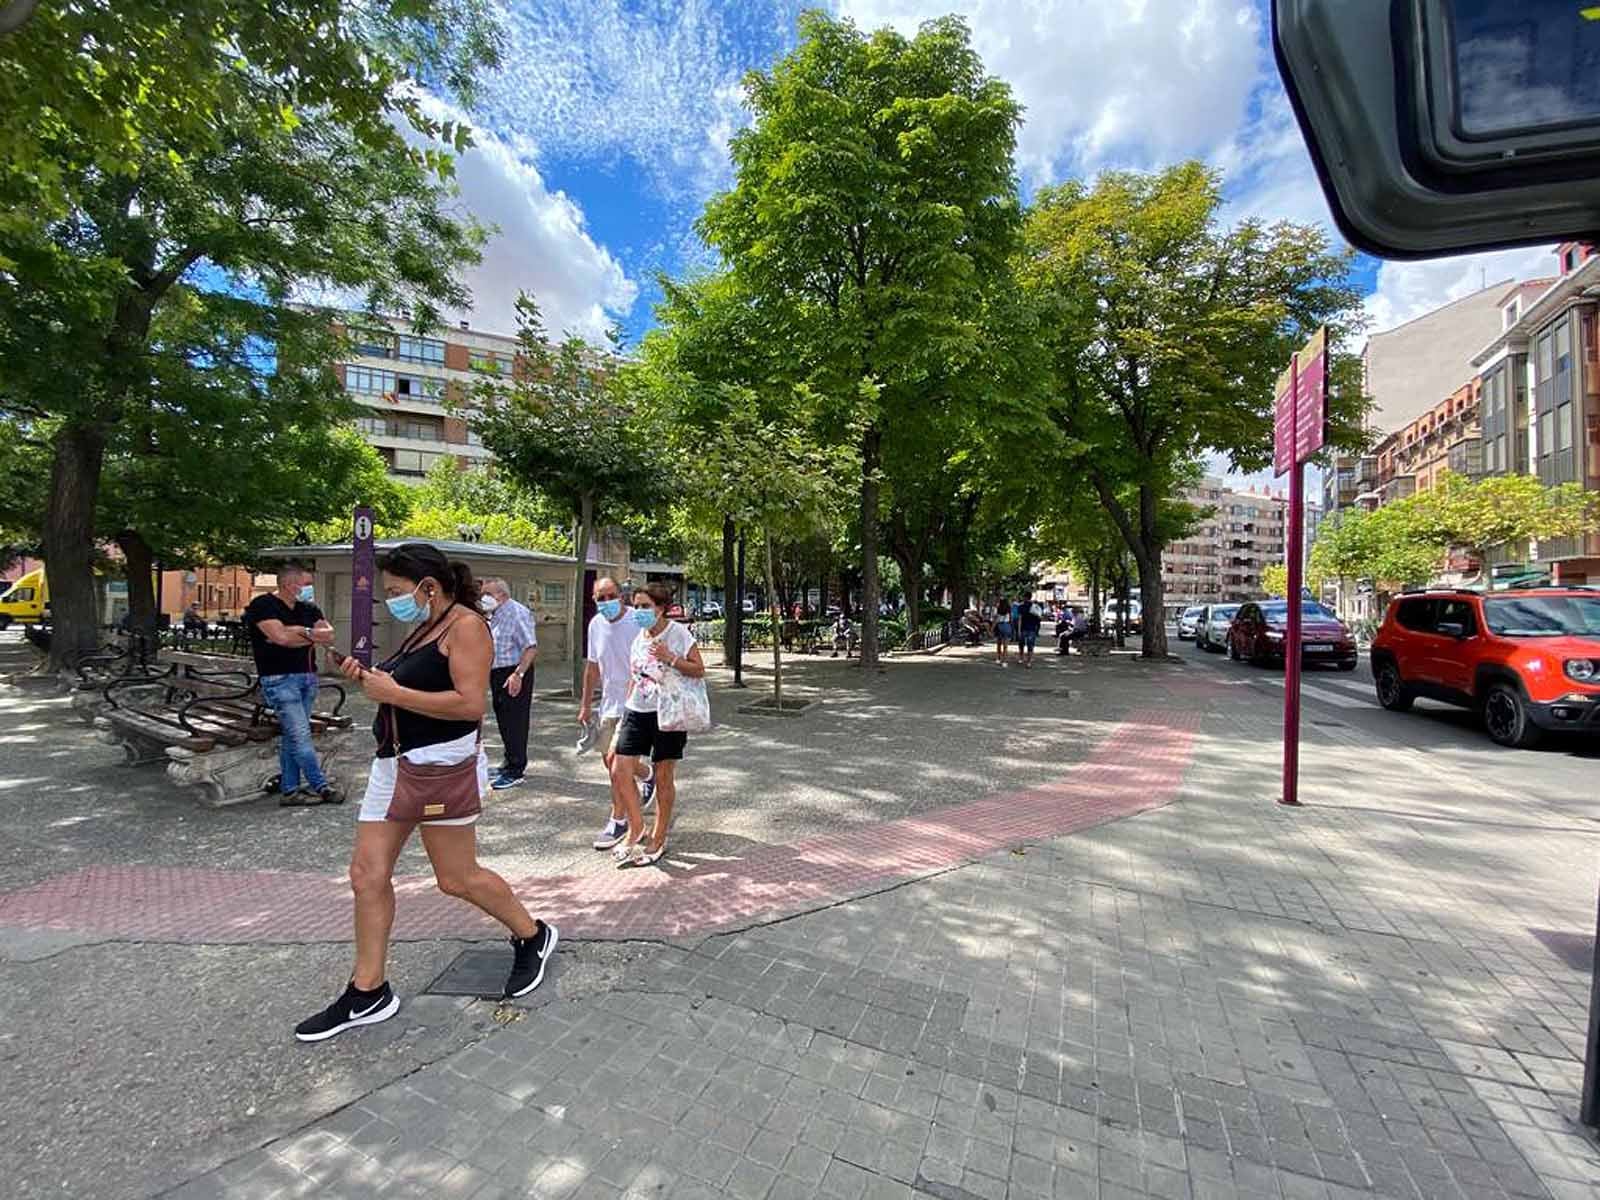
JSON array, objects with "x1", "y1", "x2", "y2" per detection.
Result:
[
  {"x1": 611, "y1": 581, "x2": 705, "y2": 868},
  {"x1": 993, "y1": 600, "x2": 1012, "y2": 665},
  {"x1": 479, "y1": 577, "x2": 537, "y2": 791},
  {"x1": 578, "y1": 576, "x2": 655, "y2": 851},
  {"x1": 299, "y1": 543, "x2": 557, "y2": 1042},
  {"x1": 243, "y1": 563, "x2": 341, "y2": 806},
  {"x1": 1018, "y1": 600, "x2": 1042, "y2": 669},
  {"x1": 829, "y1": 610, "x2": 854, "y2": 658}
]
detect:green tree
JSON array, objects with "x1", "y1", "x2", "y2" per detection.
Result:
[
  {"x1": 694, "y1": 398, "x2": 853, "y2": 706},
  {"x1": 699, "y1": 11, "x2": 1023, "y2": 669},
  {"x1": 468, "y1": 296, "x2": 669, "y2": 697},
  {"x1": 1, "y1": 1, "x2": 498, "y2": 668},
  {"x1": 1021, "y1": 164, "x2": 1367, "y2": 658},
  {"x1": 1417, "y1": 471, "x2": 1599, "y2": 570},
  {"x1": 1261, "y1": 563, "x2": 1289, "y2": 599}
]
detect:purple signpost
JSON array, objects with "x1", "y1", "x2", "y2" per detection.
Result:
[
  {"x1": 1273, "y1": 328, "x2": 1328, "y2": 808},
  {"x1": 351, "y1": 506, "x2": 375, "y2": 667}
]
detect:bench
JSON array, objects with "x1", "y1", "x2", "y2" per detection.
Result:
[
  {"x1": 91, "y1": 654, "x2": 356, "y2": 807},
  {"x1": 69, "y1": 636, "x2": 169, "y2": 724}
]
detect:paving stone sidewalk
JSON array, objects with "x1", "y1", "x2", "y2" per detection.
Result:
[{"x1": 169, "y1": 729, "x2": 1600, "y2": 1200}]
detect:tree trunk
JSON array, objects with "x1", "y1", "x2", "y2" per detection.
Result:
[
  {"x1": 43, "y1": 422, "x2": 107, "y2": 672},
  {"x1": 1136, "y1": 482, "x2": 1168, "y2": 657},
  {"x1": 720, "y1": 515, "x2": 739, "y2": 681},
  {"x1": 766, "y1": 529, "x2": 782, "y2": 709},
  {"x1": 1088, "y1": 561, "x2": 1102, "y2": 632},
  {"x1": 1114, "y1": 564, "x2": 1129, "y2": 648},
  {"x1": 116, "y1": 529, "x2": 158, "y2": 657},
  {"x1": 819, "y1": 572, "x2": 830, "y2": 620},
  {"x1": 734, "y1": 530, "x2": 746, "y2": 687},
  {"x1": 858, "y1": 425, "x2": 882, "y2": 667},
  {"x1": 570, "y1": 493, "x2": 593, "y2": 699}
]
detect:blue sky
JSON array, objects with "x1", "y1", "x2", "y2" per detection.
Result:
[{"x1": 438, "y1": 0, "x2": 1553, "y2": 363}]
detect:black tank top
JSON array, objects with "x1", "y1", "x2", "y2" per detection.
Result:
[{"x1": 373, "y1": 610, "x2": 481, "y2": 756}]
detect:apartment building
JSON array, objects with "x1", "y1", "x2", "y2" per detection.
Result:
[
  {"x1": 332, "y1": 316, "x2": 513, "y2": 480},
  {"x1": 1324, "y1": 280, "x2": 1523, "y2": 518},
  {"x1": 1370, "y1": 378, "x2": 1484, "y2": 509},
  {"x1": 1470, "y1": 243, "x2": 1600, "y2": 582},
  {"x1": 1163, "y1": 478, "x2": 1288, "y2": 612}
]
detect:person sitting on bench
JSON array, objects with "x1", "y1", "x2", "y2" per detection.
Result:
[{"x1": 830, "y1": 612, "x2": 855, "y2": 658}]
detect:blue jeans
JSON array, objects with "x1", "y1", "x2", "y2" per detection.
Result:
[{"x1": 260, "y1": 673, "x2": 327, "y2": 792}]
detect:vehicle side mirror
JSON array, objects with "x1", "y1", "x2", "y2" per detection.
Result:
[{"x1": 1436, "y1": 621, "x2": 1467, "y2": 639}]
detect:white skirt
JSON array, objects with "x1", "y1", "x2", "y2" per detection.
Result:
[{"x1": 357, "y1": 730, "x2": 488, "y2": 825}]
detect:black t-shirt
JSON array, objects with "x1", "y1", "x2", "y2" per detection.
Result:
[
  {"x1": 1020, "y1": 606, "x2": 1042, "y2": 634},
  {"x1": 243, "y1": 593, "x2": 323, "y2": 677}
]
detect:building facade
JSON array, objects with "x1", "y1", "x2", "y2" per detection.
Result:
[
  {"x1": 1471, "y1": 245, "x2": 1600, "y2": 583},
  {"x1": 333, "y1": 316, "x2": 512, "y2": 480},
  {"x1": 1162, "y1": 478, "x2": 1288, "y2": 612}
]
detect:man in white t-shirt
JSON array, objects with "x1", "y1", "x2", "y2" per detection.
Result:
[{"x1": 577, "y1": 576, "x2": 653, "y2": 849}]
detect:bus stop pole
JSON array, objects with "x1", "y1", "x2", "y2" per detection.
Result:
[{"x1": 1281, "y1": 353, "x2": 1304, "y2": 808}]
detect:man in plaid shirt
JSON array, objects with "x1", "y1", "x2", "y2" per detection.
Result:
[{"x1": 480, "y1": 578, "x2": 538, "y2": 790}]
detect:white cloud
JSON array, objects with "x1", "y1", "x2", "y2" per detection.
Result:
[
  {"x1": 1363, "y1": 244, "x2": 1559, "y2": 333},
  {"x1": 411, "y1": 97, "x2": 638, "y2": 341},
  {"x1": 837, "y1": 0, "x2": 1263, "y2": 180},
  {"x1": 480, "y1": 0, "x2": 764, "y2": 203}
]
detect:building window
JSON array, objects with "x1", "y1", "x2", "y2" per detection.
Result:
[
  {"x1": 394, "y1": 374, "x2": 443, "y2": 401},
  {"x1": 1503, "y1": 298, "x2": 1520, "y2": 329},
  {"x1": 542, "y1": 582, "x2": 566, "y2": 607},
  {"x1": 390, "y1": 449, "x2": 445, "y2": 476},
  {"x1": 396, "y1": 335, "x2": 446, "y2": 365},
  {"x1": 346, "y1": 365, "x2": 397, "y2": 394},
  {"x1": 351, "y1": 327, "x2": 396, "y2": 358}
]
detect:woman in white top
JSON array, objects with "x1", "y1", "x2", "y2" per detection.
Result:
[{"x1": 610, "y1": 581, "x2": 705, "y2": 867}]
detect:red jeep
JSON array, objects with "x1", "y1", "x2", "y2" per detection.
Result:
[{"x1": 1369, "y1": 588, "x2": 1600, "y2": 747}]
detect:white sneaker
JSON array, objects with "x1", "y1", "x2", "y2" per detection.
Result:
[
  {"x1": 593, "y1": 818, "x2": 627, "y2": 850},
  {"x1": 640, "y1": 763, "x2": 656, "y2": 811}
]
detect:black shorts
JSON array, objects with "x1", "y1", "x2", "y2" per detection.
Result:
[{"x1": 614, "y1": 709, "x2": 688, "y2": 762}]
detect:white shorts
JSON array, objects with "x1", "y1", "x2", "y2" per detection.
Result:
[{"x1": 358, "y1": 731, "x2": 488, "y2": 825}]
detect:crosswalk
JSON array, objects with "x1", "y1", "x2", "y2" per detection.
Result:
[{"x1": 1254, "y1": 667, "x2": 1376, "y2": 710}]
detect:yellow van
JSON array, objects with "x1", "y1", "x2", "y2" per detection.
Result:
[{"x1": 0, "y1": 567, "x2": 48, "y2": 629}]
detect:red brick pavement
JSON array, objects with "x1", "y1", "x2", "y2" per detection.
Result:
[{"x1": 0, "y1": 708, "x2": 1199, "y2": 944}]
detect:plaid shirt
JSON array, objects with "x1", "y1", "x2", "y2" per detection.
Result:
[{"x1": 488, "y1": 597, "x2": 537, "y2": 669}]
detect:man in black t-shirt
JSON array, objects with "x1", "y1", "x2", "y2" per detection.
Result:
[{"x1": 244, "y1": 563, "x2": 341, "y2": 805}]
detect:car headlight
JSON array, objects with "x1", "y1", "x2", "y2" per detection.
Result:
[
  {"x1": 1265, "y1": 630, "x2": 1284, "y2": 640},
  {"x1": 1565, "y1": 658, "x2": 1598, "y2": 683}
]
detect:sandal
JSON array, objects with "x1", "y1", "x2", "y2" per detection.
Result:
[{"x1": 615, "y1": 841, "x2": 665, "y2": 869}]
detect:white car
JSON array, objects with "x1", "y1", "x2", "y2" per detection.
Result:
[
  {"x1": 1177, "y1": 606, "x2": 1205, "y2": 640},
  {"x1": 1196, "y1": 603, "x2": 1239, "y2": 652}
]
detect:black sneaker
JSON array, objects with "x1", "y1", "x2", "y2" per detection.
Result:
[
  {"x1": 505, "y1": 921, "x2": 559, "y2": 998},
  {"x1": 294, "y1": 981, "x2": 399, "y2": 1042},
  {"x1": 316, "y1": 785, "x2": 344, "y2": 805}
]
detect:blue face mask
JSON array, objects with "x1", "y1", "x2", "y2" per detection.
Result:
[
  {"x1": 297, "y1": 584, "x2": 315, "y2": 603},
  {"x1": 386, "y1": 584, "x2": 426, "y2": 624},
  {"x1": 631, "y1": 606, "x2": 657, "y2": 628},
  {"x1": 597, "y1": 599, "x2": 622, "y2": 620}
]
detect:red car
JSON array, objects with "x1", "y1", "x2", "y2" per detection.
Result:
[
  {"x1": 1370, "y1": 587, "x2": 1600, "y2": 747},
  {"x1": 1227, "y1": 599, "x2": 1358, "y2": 670}
]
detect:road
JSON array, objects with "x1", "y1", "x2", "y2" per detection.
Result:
[{"x1": 1174, "y1": 630, "x2": 1600, "y2": 807}]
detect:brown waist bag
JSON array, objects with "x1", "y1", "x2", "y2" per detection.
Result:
[{"x1": 382, "y1": 706, "x2": 483, "y2": 823}]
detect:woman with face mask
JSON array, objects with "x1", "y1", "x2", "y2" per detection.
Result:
[
  {"x1": 609, "y1": 581, "x2": 706, "y2": 867},
  {"x1": 298, "y1": 543, "x2": 557, "y2": 1042}
]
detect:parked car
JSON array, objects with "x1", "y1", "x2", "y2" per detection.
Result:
[
  {"x1": 1195, "y1": 603, "x2": 1239, "y2": 652},
  {"x1": 1177, "y1": 606, "x2": 1205, "y2": 640},
  {"x1": 1228, "y1": 599, "x2": 1357, "y2": 670},
  {"x1": 1369, "y1": 587, "x2": 1600, "y2": 748}
]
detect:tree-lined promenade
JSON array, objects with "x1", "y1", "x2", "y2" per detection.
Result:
[{"x1": 7, "y1": 5, "x2": 1589, "y2": 673}]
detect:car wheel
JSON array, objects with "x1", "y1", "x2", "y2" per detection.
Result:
[
  {"x1": 1337, "y1": 659, "x2": 1357, "y2": 672},
  {"x1": 1227, "y1": 637, "x2": 1240, "y2": 661},
  {"x1": 1196, "y1": 632, "x2": 1207, "y2": 651},
  {"x1": 1374, "y1": 660, "x2": 1413, "y2": 711},
  {"x1": 1482, "y1": 683, "x2": 1543, "y2": 749}
]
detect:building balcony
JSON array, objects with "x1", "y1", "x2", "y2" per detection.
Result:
[
  {"x1": 1446, "y1": 437, "x2": 1484, "y2": 479},
  {"x1": 1380, "y1": 474, "x2": 1416, "y2": 505}
]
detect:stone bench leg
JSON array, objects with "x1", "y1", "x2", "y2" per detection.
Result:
[
  {"x1": 166, "y1": 725, "x2": 358, "y2": 808},
  {"x1": 93, "y1": 715, "x2": 171, "y2": 767}
]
